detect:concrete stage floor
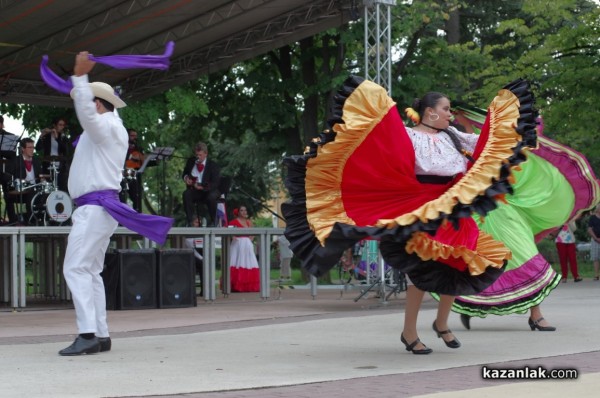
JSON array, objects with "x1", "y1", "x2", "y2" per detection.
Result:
[{"x1": 1, "y1": 280, "x2": 599, "y2": 397}]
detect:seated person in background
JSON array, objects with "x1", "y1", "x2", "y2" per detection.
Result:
[
  {"x1": 4, "y1": 138, "x2": 42, "y2": 225},
  {"x1": 182, "y1": 141, "x2": 220, "y2": 227},
  {"x1": 35, "y1": 116, "x2": 70, "y2": 192}
]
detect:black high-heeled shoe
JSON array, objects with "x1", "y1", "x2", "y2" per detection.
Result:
[
  {"x1": 528, "y1": 317, "x2": 556, "y2": 331},
  {"x1": 460, "y1": 314, "x2": 471, "y2": 330},
  {"x1": 432, "y1": 321, "x2": 461, "y2": 348},
  {"x1": 401, "y1": 333, "x2": 433, "y2": 355}
]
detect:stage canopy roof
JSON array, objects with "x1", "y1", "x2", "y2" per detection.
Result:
[{"x1": 0, "y1": 0, "x2": 355, "y2": 107}]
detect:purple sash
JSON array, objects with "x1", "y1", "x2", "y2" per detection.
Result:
[
  {"x1": 40, "y1": 41, "x2": 175, "y2": 94},
  {"x1": 74, "y1": 190, "x2": 173, "y2": 245}
]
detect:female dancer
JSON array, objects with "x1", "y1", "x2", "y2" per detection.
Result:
[
  {"x1": 283, "y1": 76, "x2": 538, "y2": 353},
  {"x1": 441, "y1": 108, "x2": 600, "y2": 331}
]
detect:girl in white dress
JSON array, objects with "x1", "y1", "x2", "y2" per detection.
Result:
[{"x1": 229, "y1": 206, "x2": 260, "y2": 292}]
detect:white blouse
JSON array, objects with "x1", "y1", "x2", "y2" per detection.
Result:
[{"x1": 406, "y1": 126, "x2": 478, "y2": 176}]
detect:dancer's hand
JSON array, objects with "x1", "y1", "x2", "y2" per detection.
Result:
[{"x1": 74, "y1": 51, "x2": 96, "y2": 76}]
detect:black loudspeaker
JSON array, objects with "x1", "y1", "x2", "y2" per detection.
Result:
[
  {"x1": 119, "y1": 249, "x2": 157, "y2": 310},
  {"x1": 102, "y1": 249, "x2": 157, "y2": 310},
  {"x1": 157, "y1": 249, "x2": 197, "y2": 308}
]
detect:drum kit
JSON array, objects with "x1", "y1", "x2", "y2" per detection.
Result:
[{"x1": 8, "y1": 157, "x2": 73, "y2": 226}]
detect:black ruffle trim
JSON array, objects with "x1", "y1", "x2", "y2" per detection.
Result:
[{"x1": 281, "y1": 76, "x2": 537, "y2": 294}]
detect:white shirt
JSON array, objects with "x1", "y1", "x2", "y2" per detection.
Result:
[
  {"x1": 24, "y1": 158, "x2": 36, "y2": 183},
  {"x1": 68, "y1": 75, "x2": 128, "y2": 199},
  {"x1": 406, "y1": 126, "x2": 478, "y2": 176},
  {"x1": 50, "y1": 136, "x2": 59, "y2": 156},
  {"x1": 190, "y1": 160, "x2": 206, "y2": 182}
]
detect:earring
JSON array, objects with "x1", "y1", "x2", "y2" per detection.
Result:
[{"x1": 428, "y1": 113, "x2": 440, "y2": 122}]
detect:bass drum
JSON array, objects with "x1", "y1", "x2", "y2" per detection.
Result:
[{"x1": 31, "y1": 190, "x2": 74, "y2": 225}]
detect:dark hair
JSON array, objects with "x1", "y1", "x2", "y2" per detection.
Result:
[
  {"x1": 411, "y1": 92, "x2": 449, "y2": 122},
  {"x1": 0, "y1": 115, "x2": 4, "y2": 124},
  {"x1": 20, "y1": 137, "x2": 34, "y2": 148},
  {"x1": 52, "y1": 117, "x2": 68, "y2": 127},
  {"x1": 94, "y1": 97, "x2": 115, "y2": 112},
  {"x1": 127, "y1": 128, "x2": 137, "y2": 135}
]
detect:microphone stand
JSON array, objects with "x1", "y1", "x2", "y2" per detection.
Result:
[
  {"x1": 13, "y1": 151, "x2": 26, "y2": 226},
  {"x1": 235, "y1": 186, "x2": 285, "y2": 221}
]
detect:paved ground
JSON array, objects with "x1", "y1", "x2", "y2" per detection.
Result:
[{"x1": 1, "y1": 280, "x2": 599, "y2": 398}]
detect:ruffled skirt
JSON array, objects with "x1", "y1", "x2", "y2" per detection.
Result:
[
  {"x1": 443, "y1": 137, "x2": 600, "y2": 315},
  {"x1": 282, "y1": 76, "x2": 540, "y2": 296}
]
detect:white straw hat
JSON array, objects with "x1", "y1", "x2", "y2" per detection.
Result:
[{"x1": 70, "y1": 81, "x2": 126, "y2": 108}]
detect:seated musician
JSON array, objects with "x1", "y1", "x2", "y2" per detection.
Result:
[
  {"x1": 123, "y1": 128, "x2": 144, "y2": 211},
  {"x1": 182, "y1": 142, "x2": 221, "y2": 227},
  {"x1": 35, "y1": 117, "x2": 70, "y2": 192},
  {"x1": 4, "y1": 138, "x2": 42, "y2": 225}
]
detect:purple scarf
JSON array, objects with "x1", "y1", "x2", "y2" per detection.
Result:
[
  {"x1": 74, "y1": 190, "x2": 173, "y2": 245},
  {"x1": 40, "y1": 41, "x2": 175, "y2": 94}
]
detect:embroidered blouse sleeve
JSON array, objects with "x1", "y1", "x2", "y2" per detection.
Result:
[{"x1": 450, "y1": 126, "x2": 479, "y2": 152}]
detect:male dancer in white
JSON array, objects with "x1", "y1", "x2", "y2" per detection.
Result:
[{"x1": 59, "y1": 52, "x2": 128, "y2": 355}]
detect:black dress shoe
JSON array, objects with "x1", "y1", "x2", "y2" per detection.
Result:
[
  {"x1": 432, "y1": 321, "x2": 461, "y2": 348},
  {"x1": 400, "y1": 333, "x2": 433, "y2": 355},
  {"x1": 528, "y1": 317, "x2": 556, "y2": 331},
  {"x1": 460, "y1": 314, "x2": 471, "y2": 330},
  {"x1": 59, "y1": 336, "x2": 100, "y2": 356},
  {"x1": 98, "y1": 337, "x2": 112, "y2": 352}
]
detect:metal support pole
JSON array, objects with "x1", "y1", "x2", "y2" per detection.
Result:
[
  {"x1": 363, "y1": 0, "x2": 396, "y2": 95},
  {"x1": 18, "y1": 233, "x2": 26, "y2": 307},
  {"x1": 259, "y1": 232, "x2": 269, "y2": 300},
  {"x1": 11, "y1": 233, "x2": 18, "y2": 308}
]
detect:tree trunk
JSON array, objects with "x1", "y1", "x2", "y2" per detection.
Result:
[
  {"x1": 446, "y1": 6, "x2": 460, "y2": 45},
  {"x1": 300, "y1": 37, "x2": 319, "y2": 144},
  {"x1": 276, "y1": 46, "x2": 303, "y2": 153}
]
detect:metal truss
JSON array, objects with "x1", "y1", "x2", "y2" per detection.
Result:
[{"x1": 363, "y1": 0, "x2": 396, "y2": 95}]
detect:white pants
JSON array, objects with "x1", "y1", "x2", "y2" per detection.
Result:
[{"x1": 63, "y1": 205, "x2": 118, "y2": 337}]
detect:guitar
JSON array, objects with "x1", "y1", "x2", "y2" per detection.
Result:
[
  {"x1": 187, "y1": 176, "x2": 209, "y2": 190},
  {"x1": 125, "y1": 149, "x2": 144, "y2": 169}
]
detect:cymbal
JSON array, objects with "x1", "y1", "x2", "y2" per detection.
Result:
[{"x1": 41, "y1": 155, "x2": 68, "y2": 162}]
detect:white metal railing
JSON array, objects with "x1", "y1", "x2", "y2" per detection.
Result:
[{"x1": 1, "y1": 226, "x2": 286, "y2": 308}]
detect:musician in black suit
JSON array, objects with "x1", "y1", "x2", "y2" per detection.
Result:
[
  {"x1": 182, "y1": 141, "x2": 221, "y2": 227},
  {"x1": 35, "y1": 116, "x2": 71, "y2": 192},
  {"x1": 5, "y1": 138, "x2": 42, "y2": 225}
]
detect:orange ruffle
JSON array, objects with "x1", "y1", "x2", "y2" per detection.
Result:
[
  {"x1": 305, "y1": 80, "x2": 396, "y2": 242},
  {"x1": 406, "y1": 230, "x2": 512, "y2": 275}
]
